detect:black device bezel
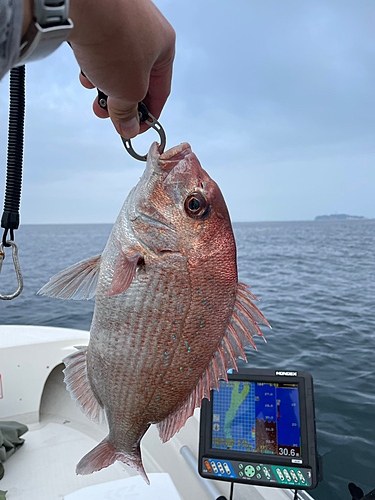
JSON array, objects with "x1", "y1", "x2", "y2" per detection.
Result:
[{"x1": 198, "y1": 368, "x2": 318, "y2": 490}]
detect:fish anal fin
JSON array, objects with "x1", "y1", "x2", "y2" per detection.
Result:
[
  {"x1": 63, "y1": 346, "x2": 104, "y2": 424},
  {"x1": 76, "y1": 436, "x2": 149, "y2": 484},
  {"x1": 37, "y1": 254, "x2": 101, "y2": 300},
  {"x1": 106, "y1": 250, "x2": 141, "y2": 296}
]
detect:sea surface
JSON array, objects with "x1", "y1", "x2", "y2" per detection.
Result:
[{"x1": 1, "y1": 220, "x2": 374, "y2": 500}]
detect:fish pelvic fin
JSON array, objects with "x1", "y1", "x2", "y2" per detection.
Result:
[
  {"x1": 157, "y1": 282, "x2": 270, "y2": 443},
  {"x1": 76, "y1": 436, "x2": 149, "y2": 484},
  {"x1": 63, "y1": 346, "x2": 104, "y2": 424},
  {"x1": 37, "y1": 254, "x2": 101, "y2": 300}
]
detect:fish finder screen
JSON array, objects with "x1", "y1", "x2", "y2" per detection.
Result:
[{"x1": 212, "y1": 380, "x2": 301, "y2": 457}]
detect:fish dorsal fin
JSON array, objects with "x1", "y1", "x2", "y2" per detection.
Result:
[
  {"x1": 63, "y1": 346, "x2": 104, "y2": 424},
  {"x1": 106, "y1": 250, "x2": 142, "y2": 296},
  {"x1": 157, "y1": 282, "x2": 270, "y2": 443},
  {"x1": 37, "y1": 254, "x2": 101, "y2": 300}
]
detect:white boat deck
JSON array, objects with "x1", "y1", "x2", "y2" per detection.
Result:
[{"x1": 0, "y1": 326, "x2": 314, "y2": 500}]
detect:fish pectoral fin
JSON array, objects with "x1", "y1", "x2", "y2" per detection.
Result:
[
  {"x1": 37, "y1": 254, "x2": 101, "y2": 300},
  {"x1": 63, "y1": 346, "x2": 104, "y2": 424},
  {"x1": 106, "y1": 250, "x2": 142, "y2": 296}
]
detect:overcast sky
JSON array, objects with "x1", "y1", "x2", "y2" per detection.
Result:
[{"x1": 0, "y1": 0, "x2": 374, "y2": 224}]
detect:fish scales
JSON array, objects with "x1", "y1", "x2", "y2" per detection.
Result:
[
  {"x1": 92, "y1": 264, "x2": 194, "y2": 423},
  {"x1": 38, "y1": 141, "x2": 270, "y2": 483}
]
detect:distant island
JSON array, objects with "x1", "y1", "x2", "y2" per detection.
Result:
[{"x1": 315, "y1": 214, "x2": 365, "y2": 221}]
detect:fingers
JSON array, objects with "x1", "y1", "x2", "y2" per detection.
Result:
[
  {"x1": 79, "y1": 70, "x2": 141, "y2": 135},
  {"x1": 71, "y1": 0, "x2": 175, "y2": 140},
  {"x1": 92, "y1": 98, "x2": 110, "y2": 119},
  {"x1": 106, "y1": 97, "x2": 140, "y2": 138},
  {"x1": 78, "y1": 67, "x2": 170, "y2": 138},
  {"x1": 79, "y1": 72, "x2": 109, "y2": 119},
  {"x1": 140, "y1": 64, "x2": 173, "y2": 134},
  {"x1": 79, "y1": 72, "x2": 95, "y2": 89}
]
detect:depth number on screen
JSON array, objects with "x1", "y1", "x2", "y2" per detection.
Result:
[{"x1": 278, "y1": 447, "x2": 298, "y2": 456}]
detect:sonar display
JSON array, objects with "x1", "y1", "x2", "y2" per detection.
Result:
[{"x1": 212, "y1": 380, "x2": 301, "y2": 457}]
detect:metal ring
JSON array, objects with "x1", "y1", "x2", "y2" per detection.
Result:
[
  {"x1": 0, "y1": 240, "x2": 23, "y2": 300},
  {"x1": 121, "y1": 112, "x2": 167, "y2": 162}
]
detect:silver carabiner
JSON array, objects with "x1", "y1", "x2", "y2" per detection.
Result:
[
  {"x1": 0, "y1": 240, "x2": 23, "y2": 300},
  {"x1": 121, "y1": 111, "x2": 166, "y2": 162}
]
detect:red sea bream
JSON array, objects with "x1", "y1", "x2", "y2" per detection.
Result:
[{"x1": 38, "y1": 142, "x2": 270, "y2": 482}]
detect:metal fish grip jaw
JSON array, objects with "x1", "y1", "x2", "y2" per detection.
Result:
[
  {"x1": 121, "y1": 103, "x2": 166, "y2": 162},
  {"x1": 96, "y1": 92, "x2": 166, "y2": 161}
]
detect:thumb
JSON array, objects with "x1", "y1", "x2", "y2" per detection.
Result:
[{"x1": 107, "y1": 96, "x2": 140, "y2": 139}]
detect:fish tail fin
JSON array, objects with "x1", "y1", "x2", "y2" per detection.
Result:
[
  {"x1": 76, "y1": 436, "x2": 149, "y2": 484},
  {"x1": 76, "y1": 436, "x2": 116, "y2": 475},
  {"x1": 116, "y1": 445, "x2": 149, "y2": 485}
]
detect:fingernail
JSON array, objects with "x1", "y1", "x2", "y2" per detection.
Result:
[{"x1": 120, "y1": 117, "x2": 139, "y2": 138}]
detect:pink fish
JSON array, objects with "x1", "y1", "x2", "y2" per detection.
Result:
[{"x1": 38, "y1": 142, "x2": 270, "y2": 483}]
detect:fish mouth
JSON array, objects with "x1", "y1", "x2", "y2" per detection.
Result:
[{"x1": 150, "y1": 142, "x2": 192, "y2": 176}]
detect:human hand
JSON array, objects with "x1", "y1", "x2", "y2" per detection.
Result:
[{"x1": 68, "y1": 0, "x2": 175, "y2": 138}]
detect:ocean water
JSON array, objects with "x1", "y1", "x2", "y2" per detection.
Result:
[{"x1": 1, "y1": 220, "x2": 374, "y2": 500}]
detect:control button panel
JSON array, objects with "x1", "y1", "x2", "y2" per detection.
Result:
[{"x1": 201, "y1": 458, "x2": 312, "y2": 488}]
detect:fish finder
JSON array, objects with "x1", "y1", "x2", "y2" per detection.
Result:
[{"x1": 199, "y1": 368, "x2": 320, "y2": 490}]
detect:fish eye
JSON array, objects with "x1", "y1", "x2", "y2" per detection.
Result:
[{"x1": 184, "y1": 191, "x2": 209, "y2": 218}]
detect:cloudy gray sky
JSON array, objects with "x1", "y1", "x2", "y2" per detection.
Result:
[{"x1": 0, "y1": 0, "x2": 374, "y2": 224}]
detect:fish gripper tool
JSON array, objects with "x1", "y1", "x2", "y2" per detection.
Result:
[{"x1": 96, "y1": 87, "x2": 166, "y2": 162}]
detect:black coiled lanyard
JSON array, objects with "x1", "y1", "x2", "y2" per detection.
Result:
[{"x1": 0, "y1": 66, "x2": 25, "y2": 300}]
